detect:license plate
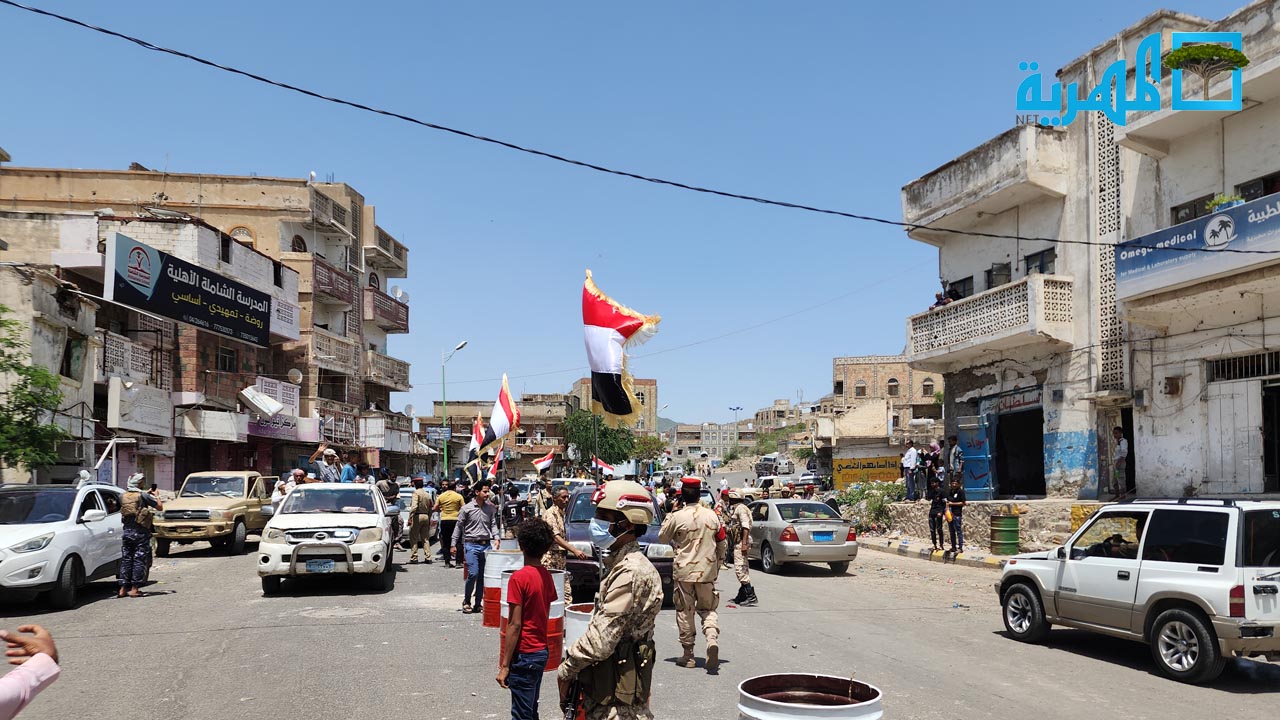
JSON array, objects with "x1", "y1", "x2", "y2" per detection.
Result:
[
  {"x1": 305, "y1": 559, "x2": 335, "y2": 573},
  {"x1": 813, "y1": 531, "x2": 834, "y2": 542}
]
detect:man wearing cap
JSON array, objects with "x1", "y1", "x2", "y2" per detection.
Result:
[
  {"x1": 658, "y1": 477, "x2": 726, "y2": 672},
  {"x1": 726, "y1": 490, "x2": 757, "y2": 607},
  {"x1": 407, "y1": 477, "x2": 435, "y2": 564}
]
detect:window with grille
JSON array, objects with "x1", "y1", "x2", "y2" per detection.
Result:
[
  {"x1": 217, "y1": 347, "x2": 238, "y2": 373},
  {"x1": 273, "y1": 262, "x2": 284, "y2": 288},
  {"x1": 1171, "y1": 194, "x2": 1214, "y2": 225},
  {"x1": 1237, "y1": 171, "x2": 1280, "y2": 202},
  {"x1": 1025, "y1": 249, "x2": 1056, "y2": 275},
  {"x1": 922, "y1": 379, "x2": 935, "y2": 397},
  {"x1": 887, "y1": 378, "x2": 900, "y2": 397},
  {"x1": 854, "y1": 381, "x2": 867, "y2": 397},
  {"x1": 1206, "y1": 350, "x2": 1280, "y2": 383},
  {"x1": 947, "y1": 277, "x2": 974, "y2": 300},
  {"x1": 291, "y1": 235, "x2": 308, "y2": 252},
  {"x1": 985, "y1": 263, "x2": 1011, "y2": 289},
  {"x1": 834, "y1": 381, "x2": 845, "y2": 396}
]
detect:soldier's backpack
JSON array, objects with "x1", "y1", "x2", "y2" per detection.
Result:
[{"x1": 121, "y1": 491, "x2": 154, "y2": 531}]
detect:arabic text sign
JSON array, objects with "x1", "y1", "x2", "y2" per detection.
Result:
[
  {"x1": 833, "y1": 456, "x2": 900, "y2": 489},
  {"x1": 1015, "y1": 32, "x2": 1243, "y2": 127},
  {"x1": 1115, "y1": 195, "x2": 1280, "y2": 300},
  {"x1": 105, "y1": 233, "x2": 272, "y2": 346}
]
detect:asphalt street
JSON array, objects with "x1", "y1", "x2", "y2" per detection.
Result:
[{"x1": 2, "y1": 539, "x2": 1276, "y2": 720}]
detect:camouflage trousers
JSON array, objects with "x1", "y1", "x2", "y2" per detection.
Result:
[
  {"x1": 673, "y1": 581, "x2": 718, "y2": 648},
  {"x1": 734, "y1": 547, "x2": 751, "y2": 584},
  {"x1": 118, "y1": 527, "x2": 151, "y2": 587},
  {"x1": 542, "y1": 549, "x2": 573, "y2": 605}
]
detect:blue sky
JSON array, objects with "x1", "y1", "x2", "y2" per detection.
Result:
[{"x1": 0, "y1": 0, "x2": 1245, "y2": 423}]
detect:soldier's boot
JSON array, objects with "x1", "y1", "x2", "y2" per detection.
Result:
[
  {"x1": 705, "y1": 639, "x2": 720, "y2": 672},
  {"x1": 731, "y1": 583, "x2": 748, "y2": 604},
  {"x1": 678, "y1": 646, "x2": 697, "y2": 668},
  {"x1": 740, "y1": 584, "x2": 759, "y2": 607}
]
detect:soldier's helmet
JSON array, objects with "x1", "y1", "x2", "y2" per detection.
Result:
[{"x1": 592, "y1": 480, "x2": 654, "y2": 526}]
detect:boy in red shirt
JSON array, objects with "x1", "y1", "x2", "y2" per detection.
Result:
[{"x1": 496, "y1": 518, "x2": 556, "y2": 720}]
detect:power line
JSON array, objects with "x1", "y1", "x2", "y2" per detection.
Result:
[{"x1": 5, "y1": 0, "x2": 1279, "y2": 257}]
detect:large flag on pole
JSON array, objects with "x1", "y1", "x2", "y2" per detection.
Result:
[
  {"x1": 582, "y1": 270, "x2": 660, "y2": 427},
  {"x1": 531, "y1": 448, "x2": 557, "y2": 472},
  {"x1": 592, "y1": 456, "x2": 615, "y2": 477},
  {"x1": 480, "y1": 374, "x2": 520, "y2": 454}
]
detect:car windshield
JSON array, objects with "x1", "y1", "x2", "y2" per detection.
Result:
[
  {"x1": 280, "y1": 487, "x2": 376, "y2": 514},
  {"x1": 777, "y1": 502, "x2": 841, "y2": 521},
  {"x1": 1243, "y1": 510, "x2": 1280, "y2": 567},
  {"x1": 181, "y1": 476, "x2": 246, "y2": 498},
  {"x1": 0, "y1": 489, "x2": 75, "y2": 524}
]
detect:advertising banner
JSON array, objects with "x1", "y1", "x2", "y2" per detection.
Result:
[
  {"x1": 248, "y1": 414, "x2": 299, "y2": 441},
  {"x1": 833, "y1": 456, "x2": 900, "y2": 489},
  {"x1": 105, "y1": 233, "x2": 272, "y2": 346}
]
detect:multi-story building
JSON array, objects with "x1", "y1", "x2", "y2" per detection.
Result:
[
  {"x1": 753, "y1": 399, "x2": 804, "y2": 431},
  {"x1": 0, "y1": 164, "x2": 416, "y2": 479},
  {"x1": 569, "y1": 377, "x2": 658, "y2": 434},
  {"x1": 831, "y1": 354, "x2": 943, "y2": 428},
  {"x1": 418, "y1": 392, "x2": 580, "y2": 478},
  {"x1": 669, "y1": 420, "x2": 754, "y2": 464}
]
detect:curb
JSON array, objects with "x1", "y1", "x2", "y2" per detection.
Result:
[{"x1": 859, "y1": 538, "x2": 1007, "y2": 571}]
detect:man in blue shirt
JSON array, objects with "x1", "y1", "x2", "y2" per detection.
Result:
[{"x1": 340, "y1": 451, "x2": 359, "y2": 483}]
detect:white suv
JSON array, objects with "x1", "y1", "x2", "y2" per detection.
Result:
[
  {"x1": 257, "y1": 483, "x2": 398, "y2": 594},
  {"x1": 997, "y1": 499, "x2": 1280, "y2": 683},
  {"x1": 0, "y1": 482, "x2": 125, "y2": 609}
]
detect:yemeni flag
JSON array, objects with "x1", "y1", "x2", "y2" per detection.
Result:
[
  {"x1": 592, "y1": 456, "x2": 615, "y2": 476},
  {"x1": 480, "y1": 374, "x2": 520, "y2": 454},
  {"x1": 486, "y1": 442, "x2": 504, "y2": 481},
  {"x1": 582, "y1": 270, "x2": 660, "y2": 427},
  {"x1": 464, "y1": 414, "x2": 486, "y2": 484},
  {"x1": 531, "y1": 448, "x2": 556, "y2": 472}
]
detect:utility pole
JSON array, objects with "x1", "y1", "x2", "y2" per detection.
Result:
[{"x1": 440, "y1": 340, "x2": 468, "y2": 483}]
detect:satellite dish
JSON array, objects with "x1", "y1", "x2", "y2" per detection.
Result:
[
  {"x1": 398, "y1": 291, "x2": 410, "y2": 304},
  {"x1": 403, "y1": 404, "x2": 415, "y2": 418},
  {"x1": 390, "y1": 285, "x2": 402, "y2": 298},
  {"x1": 287, "y1": 368, "x2": 304, "y2": 385}
]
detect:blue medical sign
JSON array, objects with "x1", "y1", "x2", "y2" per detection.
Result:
[
  {"x1": 1115, "y1": 194, "x2": 1280, "y2": 300},
  {"x1": 1016, "y1": 32, "x2": 1243, "y2": 126}
]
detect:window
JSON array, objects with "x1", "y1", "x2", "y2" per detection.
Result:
[
  {"x1": 217, "y1": 347, "x2": 238, "y2": 373},
  {"x1": 1071, "y1": 511, "x2": 1148, "y2": 560},
  {"x1": 1024, "y1": 249, "x2": 1056, "y2": 275},
  {"x1": 77, "y1": 490, "x2": 102, "y2": 521},
  {"x1": 887, "y1": 378, "x2": 900, "y2": 397},
  {"x1": 101, "y1": 491, "x2": 121, "y2": 515},
  {"x1": 985, "y1": 263, "x2": 1011, "y2": 289},
  {"x1": 922, "y1": 379, "x2": 935, "y2": 397},
  {"x1": 291, "y1": 235, "x2": 308, "y2": 253},
  {"x1": 273, "y1": 261, "x2": 284, "y2": 288},
  {"x1": 834, "y1": 381, "x2": 845, "y2": 396},
  {"x1": 947, "y1": 277, "x2": 974, "y2": 300},
  {"x1": 1141, "y1": 510, "x2": 1229, "y2": 565},
  {"x1": 220, "y1": 234, "x2": 233, "y2": 263},
  {"x1": 60, "y1": 334, "x2": 87, "y2": 380},
  {"x1": 1171, "y1": 194, "x2": 1214, "y2": 225},
  {"x1": 368, "y1": 272, "x2": 380, "y2": 290},
  {"x1": 1237, "y1": 171, "x2": 1280, "y2": 202},
  {"x1": 854, "y1": 380, "x2": 867, "y2": 398},
  {"x1": 1242, "y1": 510, "x2": 1280, "y2": 567},
  {"x1": 752, "y1": 504, "x2": 770, "y2": 522}
]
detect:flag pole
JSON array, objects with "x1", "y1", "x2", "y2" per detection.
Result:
[{"x1": 592, "y1": 413, "x2": 600, "y2": 483}]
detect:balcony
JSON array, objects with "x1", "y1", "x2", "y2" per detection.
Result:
[
  {"x1": 363, "y1": 288, "x2": 410, "y2": 333},
  {"x1": 902, "y1": 125, "x2": 1068, "y2": 244},
  {"x1": 906, "y1": 274, "x2": 1075, "y2": 371},
  {"x1": 364, "y1": 225, "x2": 408, "y2": 275},
  {"x1": 364, "y1": 350, "x2": 411, "y2": 392},
  {"x1": 514, "y1": 436, "x2": 563, "y2": 452},
  {"x1": 284, "y1": 254, "x2": 356, "y2": 308},
  {"x1": 306, "y1": 327, "x2": 361, "y2": 376},
  {"x1": 359, "y1": 411, "x2": 412, "y2": 452},
  {"x1": 308, "y1": 397, "x2": 359, "y2": 445},
  {"x1": 308, "y1": 189, "x2": 355, "y2": 239}
]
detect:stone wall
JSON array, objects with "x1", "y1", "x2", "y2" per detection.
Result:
[{"x1": 887, "y1": 499, "x2": 1102, "y2": 552}]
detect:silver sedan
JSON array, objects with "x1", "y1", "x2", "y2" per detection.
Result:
[{"x1": 746, "y1": 499, "x2": 858, "y2": 575}]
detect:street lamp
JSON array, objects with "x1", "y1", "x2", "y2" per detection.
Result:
[
  {"x1": 441, "y1": 339, "x2": 468, "y2": 482},
  {"x1": 729, "y1": 406, "x2": 743, "y2": 453}
]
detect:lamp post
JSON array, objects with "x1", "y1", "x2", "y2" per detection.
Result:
[
  {"x1": 440, "y1": 340, "x2": 468, "y2": 483},
  {"x1": 729, "y1": 406, "x2": 743, "y2": 454}
]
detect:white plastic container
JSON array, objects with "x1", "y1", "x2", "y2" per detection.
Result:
[
  {"x1": 564, "y1": 602, "x2": 594, "y2": 651},
  {"x1": 737, "y1": 674, "x2": 884, "y2": 720}
]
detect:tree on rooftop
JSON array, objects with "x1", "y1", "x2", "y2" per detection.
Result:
[{"x1": 1164, "y1": 44, "x2": 1250, "y2": 100}]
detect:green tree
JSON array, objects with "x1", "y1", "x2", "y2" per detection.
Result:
[
  {"x1": 562, "y1": 410, "x2": 635, "y2": 467},
  {"x1": 723, "y1": 448, "x2": 741, "y2": 463},
  {"x1": 633, "y1": 435, "x2": 666, "y2": 463},
  {"x1": 0, "y1": 305, "x2": 68, "y2": 471},
  {"x1": 793, "y1": 447, "x2": 813, "y2": 460},
  {"x1": 1164, "y1": 44, "x2": 1250, "y2": 100}
]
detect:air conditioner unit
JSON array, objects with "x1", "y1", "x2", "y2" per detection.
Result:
[{"x1": 238, "y1": 386, "x2": 284, "y2": 418}]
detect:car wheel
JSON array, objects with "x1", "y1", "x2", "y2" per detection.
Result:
[
  {"x1": 828, "y1": 561, "x2": 850, "y2": 575},
  {"x1": 761, "y1": 542, "x2": 781, "y2": 574},
  {"x1": 48, "y1": 557, "x2": 82, "y2": 610},
  {"x1": 155, "y1": 539, "x2": 171, "y2": 558},
  {"x1": 227, "y1": 521, "x2": 247, "y2": 555},
  {"x1": 662, "y1": 584, "x2": 674, "y2": 608},
  {"x1": 1150, "y1": 608, "x2": 1226, "y2": 684},
  {"x1": 261, "y1": 576, "x2": 282, "y2": 595},
  {"x1": 1002, "y1": 583, "x2": 1050, "y2": 643},
  {"x1": 369, "y1": 556, "x2": 395, "y2": 592}
]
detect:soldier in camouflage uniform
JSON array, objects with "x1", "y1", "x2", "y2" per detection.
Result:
[
  {"x1": 541, "y1": 485, "x2": 587, "y2": 604},
  {"x1": 658, "y1": 477, "x2": 726, "y2": 672},
  {"x1": 558, "y1": 481, "x2": 662, "y2": 720},
  {"x1": 726, "y1": 490, "x2": 758, "y2": 606}
]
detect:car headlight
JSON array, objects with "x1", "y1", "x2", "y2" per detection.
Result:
[
  {"x1": 645, "y1": 543, "x2": 674, "y2": 559},
  {"x1": 263, "y1": 528, "x2": 285, "y2": 541},
  {"x1": 356, "y1": 527, "x2": 384, "y2": 543},
  {"x1": 570, "y1": 541, "x2": 594, "y2": 557},
  {"x1": 207, "y1": 510, "x2": 227, "y2": 522},
  {"x1": 9, "y1": 533, "x2": 54, "y2": 554}
]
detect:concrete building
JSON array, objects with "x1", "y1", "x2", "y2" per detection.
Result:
[
  {"x1": 0, "y1": 164, "x2": 417, "y2": 480},
  {"x1": 1115, "y1": 1, "x2": 1280, "y2": 496},
  {"x1": 669, "y1": 420, "x2": 755, "y2": 471},
  {"x1": 753, "y1": 399, "x2": 804, "y2": 431},
  {"x1": 832, "y1": 354, "x2": 943, "y2": 427},
  {"x1": 570, "y1": 377, "x2": 658, "y2": 434},
  {"x1": 0, "y1": 264, "x2": 97, "y2": 484},
  {"x1": 418, "y1": 392, "x2": 580, "y2": 478}
]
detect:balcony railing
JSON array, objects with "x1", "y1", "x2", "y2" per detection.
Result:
[
  {"x1": 515, "y1": 436, "x2": 562, "y2": 448},
  {"x1": 309, "y1": 397, "x2": 359, "y2": 445},
  {"x1": 284, "y1": 254, "x2": 356, "y2": 307},
  {"x1": 364, "y1": 225, "x2": 408, "y2": 274},
  {"x1": 363, "y1": 288, "x2": 409, "y2": 333},
  {"x1": 364, "y1": 350, "x2": 411, "y2": 392},
  {"x1": 907, "y1": 274, "x2": 1074, "y2": 371},
  {"x1": 307, "y1": 327, "x2": 361, "y2": 376}
]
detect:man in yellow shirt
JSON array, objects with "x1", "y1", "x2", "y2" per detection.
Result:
[{"x1": 434, "y1": 481, "x2": 466, "y2": 568}]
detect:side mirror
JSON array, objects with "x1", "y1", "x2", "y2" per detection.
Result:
[
  {"x1": 81, "y1": 509, "x2": 108, "y2": 523},
  {"x1": 1056, "y1": 546, "x2": 1066, "y2": 560},
  {"x1": 260, "y1": 505, "x2": 275, "y2": 517},
  {"x1": 386, "y1": 504, "x2": 401, "y2": 516}
]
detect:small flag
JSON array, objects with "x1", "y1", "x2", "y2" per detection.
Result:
[
  {"x1": 464, "y1": 415, "x2": 486, "y2": 484},
  {"x1": 592, "y1": 456, "x2": 615, "y2": 476},
  {"x1": 487, "y1": 442, "x2": 504, "y2": 481},
  {"x1": 582, "y1": 270, "x2": 660, "y2": 428},
  {"x1": 531, "y1": 448, "x2": 556, "y2": 472},
  {"x1": 481, "y1": 374, "x2": 520, "y2": 454}
]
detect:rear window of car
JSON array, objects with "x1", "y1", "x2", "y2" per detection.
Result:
[
  {"x1": 1242, "y1": 510, "x2": 1280, "y2": 567},
  {"x1": 1141, "y1": 509, "x2": 1229, "y2": 566},
  {"x1": 777, "y1": 502, "x2": 840, "y2": 521},
  {"x1": 568, "y1": 491, "x2": 662, "y2": 523}
]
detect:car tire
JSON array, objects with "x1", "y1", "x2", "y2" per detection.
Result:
[
  {"x1": 761, "y1": 542, "x2": 781, "y2": 574},
  {"x1": 227, "y1": 521, "x2": 247, "y2": 555},
  {"x1": 155, "y1": 539, "x2": 171, "y2": 558},
  {"x1": 662, "y1": 584, "x2": 674, "y2": 608},
  {"x1": 371, "y1": 556, "x2": 395, "y2": 592},
  {"x1": 1149, "y1": 608, "x2": 1226, "y2": 684},
  {"x1": 828, "y1": 561, "x2": 850, "y2": 575},
  {"x1": 48, "y1": 557, "x2": 82, "y2": 610},
  {"x1": 1001, "y1": 583, "x2": 1050, "y2": 643},
  {"x1": 261, "y1": 576, "x2": 282, "y2": 595}
]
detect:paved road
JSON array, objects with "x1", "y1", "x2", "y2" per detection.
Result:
[{"x1": 3, "y1": 541, "x2": 1276, "y2": 719}]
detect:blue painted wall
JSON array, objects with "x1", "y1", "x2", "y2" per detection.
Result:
[{"x1": 1043, "y1": 430, "x2": 1099, "y2": 499}]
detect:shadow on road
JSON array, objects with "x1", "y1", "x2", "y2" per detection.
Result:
[
  {"x1": 993, "y1": 629, "x2": 1280, "y2": 693},
  {"x1": 260, "y1": 565, "x2": 400, "y2": 598}
]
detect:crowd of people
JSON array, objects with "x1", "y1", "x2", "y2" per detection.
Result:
[{"x1": 900, "y1": 437, "x2": 967, "y2": 553}]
